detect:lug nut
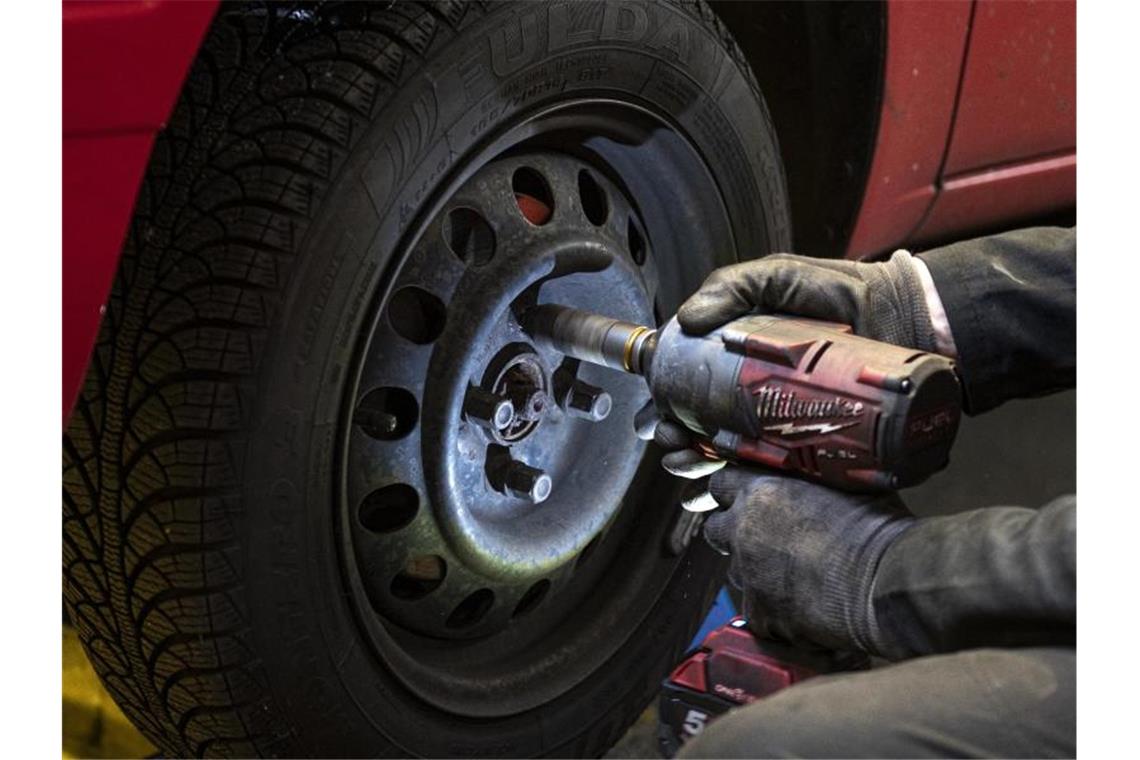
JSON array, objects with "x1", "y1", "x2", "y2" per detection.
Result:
[
  {"x1": 504, "y1": 461, "x2": 553, "y2": 503},
  {"x1": 565, "y1": 381, "x2": 612, "y2": 422},
  {"x1": 464, "y1": 386, "x2": 515, "y2": 431}
]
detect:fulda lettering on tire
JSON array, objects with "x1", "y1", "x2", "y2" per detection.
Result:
[{"x1": 62, "y1": 2, "x2": 790, "y2": 757}]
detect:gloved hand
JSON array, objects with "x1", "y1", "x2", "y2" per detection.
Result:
[
  {"x1": 637, "y1": 396, "x2": 915, "y2": 655},
  {"x1": 634, "y1": 399, "x2": 724, "y2": 512},
  {"x1": 677, "y1": 251, "x2": 938, "y2": 351},
  {"x1": 703, "y1": 466, "x2": 916, "y2": 654}
]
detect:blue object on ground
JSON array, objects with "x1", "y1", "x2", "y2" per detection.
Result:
[{"x1": 688, "y1": 587, "x2": 737, "y2": 649}]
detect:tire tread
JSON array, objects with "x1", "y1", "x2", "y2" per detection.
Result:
[{"x1": 63, "y1": 3, "x2": 471, "y2": 755}]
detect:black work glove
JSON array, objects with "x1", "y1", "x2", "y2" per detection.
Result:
[
  {"x1": 677, "y1": 251, "x2": 938, "y2": 351},
  {"x1": 635, "y1": 400, "x2": 725, "y2": 512},
  {"x1": 638, "y1": 395, "x2": 914, "y2": 655},
  {"x1": 703, "y1": 467, "x2": 916, "y2": 655}
]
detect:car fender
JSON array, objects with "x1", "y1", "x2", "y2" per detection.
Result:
[{"x1": 63, "y1": 0, "x2": 218, "y2": 421}]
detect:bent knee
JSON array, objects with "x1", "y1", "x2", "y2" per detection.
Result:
[{"x1": 679, "y1": 695, "x2": 846, "y2": 759}]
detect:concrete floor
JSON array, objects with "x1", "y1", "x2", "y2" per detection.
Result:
[{"x1": 62, "y1": 627, "x2": 156, "y2": 759}]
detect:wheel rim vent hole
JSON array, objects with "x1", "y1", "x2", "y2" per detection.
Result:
[
  {"x1": 389, "y1": 286, "x2": 446, "y2": 345},
  {"x1": 359, "y1": 483, "x2": 419, "y2": 532},
  {"x1": 627, "y1": 217, "x2": 647, "y2": 265},
  {"x1": 444, "y1": 207, "x2": 496, "y2": 265},
  {"x1": 577, "y1": 170, "x2": 609, "y2": 226},
  {"x1": 446, "y1": 588, "x2": 495, "y2": 629},
  {"x1": 512, "y1": 167, "x2": 554, "y2": 225},
  {"x1": 390, "y1": 555, "x2": 446, "y2": 600},
  {"x1": 512, "y1": 579, "x2": 550, "y2": 618},
  {"x1": 356, "y1": 387, "x2": 418, "y2": 440}
]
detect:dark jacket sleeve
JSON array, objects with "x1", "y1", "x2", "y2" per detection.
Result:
[
  {"x1": 868, "y1": 496, "x2": 1075, "y2": 661},
  {"x1": 918, "y1": 227, "x2": 1075, "y2": 414}
]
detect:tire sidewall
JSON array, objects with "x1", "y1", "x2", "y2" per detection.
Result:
[{"x1": 243, "y1": 2, "x2": 789, "y2": 755}]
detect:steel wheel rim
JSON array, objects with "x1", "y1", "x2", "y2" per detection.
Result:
[{"x1": 337, "y1": 97, "x2": 741, "y2": 716}]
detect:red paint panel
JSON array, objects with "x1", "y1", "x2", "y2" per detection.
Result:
[
  {"x1": 942, "y1": 0, "x2": 1076, "y2": 175},
  {"x1": 63, "y1": 1, "x2": 217, "y2": 134},
  {"x1": 62, "y1": 0, "x2": 217, "y2": 420},
  {"x1": 846, "y1": 1, "x2": 973, "y2": 259},
  {"x1": 911, "y1": 152, "x2": 1075, "y2": 244},
  {"x1": 63, "y1": 133, "x2": 157, "y2": 421}
]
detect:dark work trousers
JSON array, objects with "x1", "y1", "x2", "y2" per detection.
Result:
[{"x1": 680, "y1": 647, "x2": 1075, "y2": 758}]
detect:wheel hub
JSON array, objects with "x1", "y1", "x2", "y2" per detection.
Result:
[
  {"x1": 474, "y1": 344, "x2": 552, "y2": 446},
  {"x1": 345, "y1": 152, "x2": 658, "y2": 639}
]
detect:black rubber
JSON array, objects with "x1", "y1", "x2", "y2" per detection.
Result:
[{"x1": 62, "y1": 2, "x2": 791, "y2": 756}]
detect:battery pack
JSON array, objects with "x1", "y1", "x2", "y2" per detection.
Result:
[{"x1": 657, "y1": 618, "x2": 818, "y2": 757}]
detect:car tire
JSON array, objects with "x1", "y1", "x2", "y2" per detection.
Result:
[{"x1": 63, "y1": 2, "x2": 791, "y2": 756}]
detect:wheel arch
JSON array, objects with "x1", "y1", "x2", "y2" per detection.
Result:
[{"x1": 710, "y1": 1, "x2": 887, "y2": 258}]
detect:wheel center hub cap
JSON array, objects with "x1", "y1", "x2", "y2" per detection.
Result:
[{"x1": 476, "y1": 344, "x2": 551, "y2": 445}]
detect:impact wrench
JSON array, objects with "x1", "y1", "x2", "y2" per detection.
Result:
[
  {"x1": 525, "y1": 304, "x2": 964, "y2": 754},
  {"x1": 526, "y1": 304, "x2": 961, "y2": 492}
]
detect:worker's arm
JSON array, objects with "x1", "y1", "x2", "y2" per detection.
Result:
[
  {"x1": 676, "y1": 226, "x2": 1075, "y2": 414},
  {"x1": 703, "y1": 470, "x2": 1076, "y2": 660},
  {"x1": 870, "y1": 496, "x2": 1075, "y2": 659},
  {"x1": 917, "y1": 227, "x2": 1075, "y2": 413}
]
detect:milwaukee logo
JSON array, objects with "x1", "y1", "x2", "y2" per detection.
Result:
[{"x1": 755, "y1": 386, "x2": 865, "y2": 422}]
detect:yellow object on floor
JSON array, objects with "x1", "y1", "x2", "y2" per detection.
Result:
[{"x1": 62, "y1": 625, "x2": 155, "y2": 759}]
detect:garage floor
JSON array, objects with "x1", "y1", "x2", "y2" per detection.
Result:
[
  {"x1": 63, "y1": 392, "x2": 1074, "y2": 758},
  {"x1": 62, "y1": 626, "x2": 155, "y2": 759}
]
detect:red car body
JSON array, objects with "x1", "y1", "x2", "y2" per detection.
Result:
[
  {"x1": 848, "y1": 0, "x2": 1075, "y2": 256},
  {"x1": 63, "y1": 0, "x2": 217, "y2": 422},
  {"x1": 62, "y1": 0, "x2": 1075, "y2": 421}
]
